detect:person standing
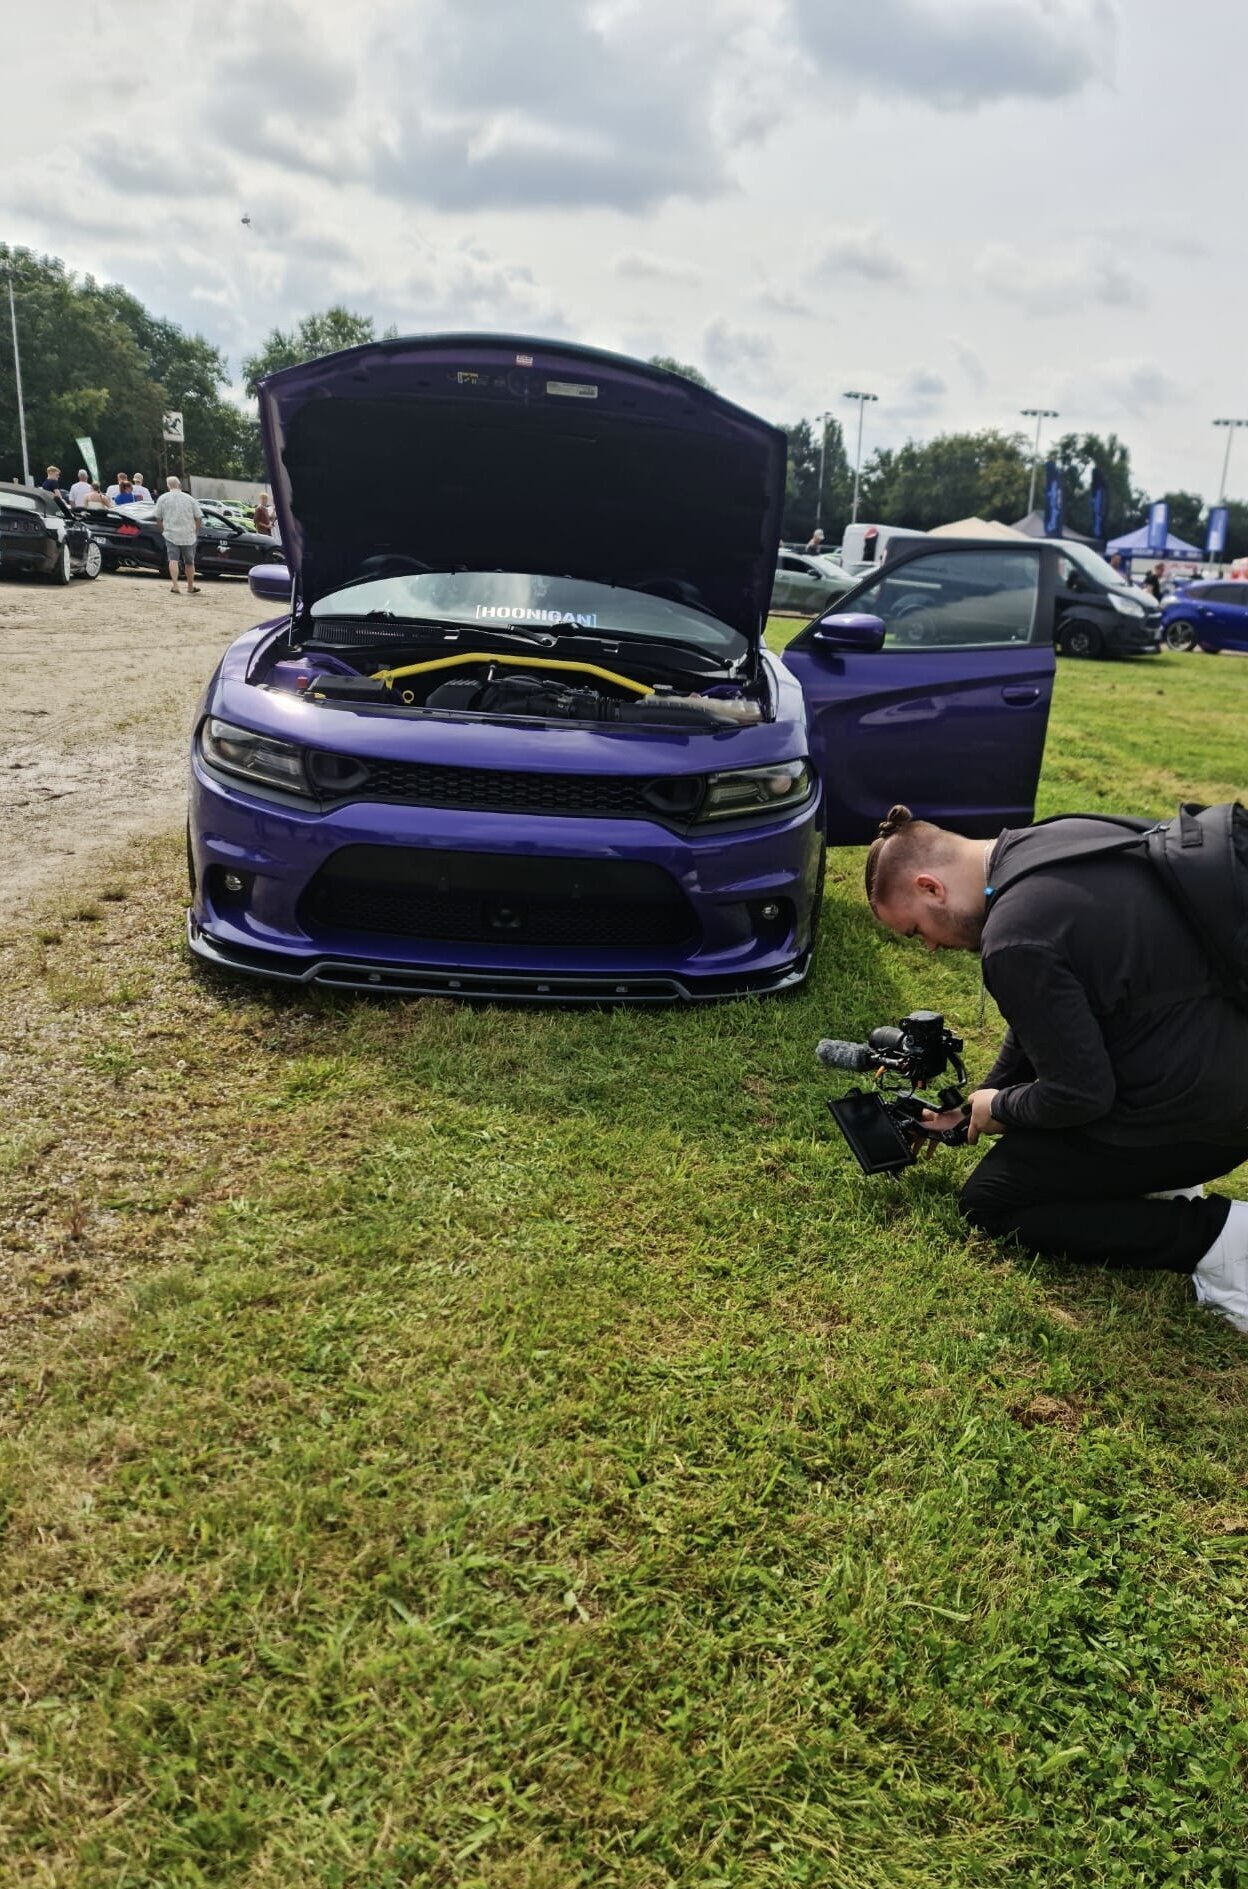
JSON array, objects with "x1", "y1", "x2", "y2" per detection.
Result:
[
  {"x1": 83, "y1": 482, "x2": 111, "y2": 510},
  {"x1": 106, "y1": 472, "x2": 127, "y2": 501},
  {"x1": 1142, "y1": 562, "x2": 1165, "y2": 602},
  {"x1": 68, "y1": 469, "x2": 93, "y2": 509},
  {"x1": 252, "y1": 490, "x2": 276, "y2": 535},
  {"x1": 39, "y1": 465, "x2": 64, "y2": 493},
  {"x1": 153, "y1": 475, "x2": 203, "y2": 595},
  {"x1": 131, "y1": 472, "x2": 151, "y2": 502},
  {"x1": 804, "y1": 526, "x2": 825, "y2": 555},
  {"x1": 112, "y1": 476, "x2": 136, "y2": 506}
]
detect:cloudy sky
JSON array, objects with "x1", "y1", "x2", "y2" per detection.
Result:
[{"x1": 9, "y1": 0, "x2": 1247, "y2": 500}]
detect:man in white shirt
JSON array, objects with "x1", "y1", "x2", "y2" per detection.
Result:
[
  {"x1": 152, "y1": 476, "x2": 204, "y2": 594},
  {"x1": 68, "y1": 469, "x2": 93, "y2": 509},
  {"x1": 131, "y1": 472, "x2": 152, "y2": 501}
]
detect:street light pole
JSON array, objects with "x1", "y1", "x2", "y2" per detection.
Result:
[
  {"x1": 1021, "y1": 407, "x2": 1059, "y2": 517},
  {"x1": 843, "y1": 390, "x2": 877, "y2": 526},
  {"x1": 814, "y1": 410, "x2": 831, "y2": 534},
  {"x1": 1213, "y1": 418, "x2": 1248, "y2": 503},
  {"x1": 4, "y1": 262, "x2": 31, "y2": 487}
]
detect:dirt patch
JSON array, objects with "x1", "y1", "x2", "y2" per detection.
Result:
[{"x1": 0, "y1": 570, "x2": 263, "y2": 922}]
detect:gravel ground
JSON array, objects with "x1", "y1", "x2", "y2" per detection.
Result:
[{"x1": 0, "y1": 568, "x2": 263, "y2": 922}]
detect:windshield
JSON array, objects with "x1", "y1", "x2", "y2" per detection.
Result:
[
  {"x1": 1062, "y1": 542, "x2": 1136, "y2": 590},
  {"x1": 310, "y1": 570, "x2": 748, "y2": 655}
]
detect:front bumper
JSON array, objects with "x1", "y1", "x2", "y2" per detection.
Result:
[{"x1": 187, "y1": 759, "x2": 824, "y2": 1002}]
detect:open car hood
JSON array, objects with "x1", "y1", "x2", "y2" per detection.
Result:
[{"x1": 257, "y1": 334, "x2": 787, "y2": 644}]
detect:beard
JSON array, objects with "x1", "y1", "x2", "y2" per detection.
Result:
[{"x1": 946, "y1": 904, "x2": 986, "y2": 951}]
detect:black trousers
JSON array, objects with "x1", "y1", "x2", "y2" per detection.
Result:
[{"x1": 959, "y1": 1129, "x2": 1248, "y2": 1274}]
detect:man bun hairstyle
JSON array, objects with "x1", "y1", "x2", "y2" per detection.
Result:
[{"x1": 864, "y1": 803, "x2": 955, "y2": 910}]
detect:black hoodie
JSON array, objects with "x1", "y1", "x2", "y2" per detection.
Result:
[{"x1": 981, "y1": 820, "x2": 1248, "y2": 1146}]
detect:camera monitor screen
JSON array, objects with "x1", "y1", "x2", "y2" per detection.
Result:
[{"x1": 827, "y1": 1088, "x2": 917, "y2": 1175}]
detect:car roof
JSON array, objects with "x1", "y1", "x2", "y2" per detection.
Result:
[{"x1": 0, "y1": 490, "x2": 41, "y2": 513}]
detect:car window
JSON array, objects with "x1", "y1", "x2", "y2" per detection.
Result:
[
  {"x1": 777, "y1": 554, "x2": 807, "y2": 573},
  {"x1": 833, "y1": 549, "x2": 1041, "y2": 650},
  {"x1": 1212, "y1": 585, "x2": 1248, "y2": 608},
  {"x1": 200, "y1": 514, "x2": 234, "y2": 537}
]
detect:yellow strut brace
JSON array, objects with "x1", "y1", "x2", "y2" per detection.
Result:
[{"x1": 369, "y1": 650, "x2": 653, "y2": 697}]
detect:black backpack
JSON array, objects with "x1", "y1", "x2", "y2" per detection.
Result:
[{"x1": 986, "y1": 802, "x2": 1248, "y2": 1013}]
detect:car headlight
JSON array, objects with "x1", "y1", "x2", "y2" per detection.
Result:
[
  {"x1": 200, "y1": 717, "x2": 313, "y2": 794},
  {"x1": 1109, "y1": 592, "x2": 1147, "y2": 617},
  {"x1": 695, "y1": 758, "x2": 813, "y2": 822}
]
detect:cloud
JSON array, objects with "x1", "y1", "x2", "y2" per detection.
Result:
[
  {"x1": 811, "y1": 228, "x2": 909, "y2": 286},
  {"x1": 755, "y1": 286, "x2": 817, "y2": 319},
  {"x1": 950, "y1": 338, "x2": 987, "y2": 393},
  {"x1": 904, "y1": 368, "x2": 947, "y2": 400},
  {"x1": 358, "y1": 0, "x2": 755, "y2": 212},
  {"x1": 1060, "y1": 357, "x2": 1183, "y2": 420},
  {"x1": 975, "y1": 242, "x2": 1147, "y2": 315},
  {"x1": 612, "y1": 251, "x2": 705, "y2": 286},
  {"x1": 92, "y1": 137, "x2": 234, "y2": 195},
  {"x1": 702, "y1": 318, "x2": 781, "y2": 394},
  {"x1": 201, "y1": 3, "x2": 360, "y2": 179},
  {"x1": 792, "y1": 0, "x2": 1114, "y2": 109}
]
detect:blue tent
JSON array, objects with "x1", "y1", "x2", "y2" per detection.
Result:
[{"x1": 1107, "y1": 523, "x2": 1202, "y2": 562}]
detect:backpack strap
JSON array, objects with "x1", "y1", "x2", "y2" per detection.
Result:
[{"x1": 984, "y1": 814, "x2": 1156, "y2": 908}]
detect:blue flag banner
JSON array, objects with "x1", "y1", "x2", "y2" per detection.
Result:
[
  {"x1": 1043, "y1": 461, "x2": 1063, "y2": 537},
  {"x1": 1147, "y1": 501, "x2": 1170, "y2": 554},
  {"x1": 1206, "y1": 505, "x2": 1229, "y2": 558},
  {"x1": 1089, "y1": 467, "x2": 1107, "y2": 541}
]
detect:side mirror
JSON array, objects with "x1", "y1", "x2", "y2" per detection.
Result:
[
  {"x1": 813, "y1": 612, "x2": 886, "y2": 653},
  {"x1": 249, "y1": 562, "x2": 292, "y2": 603}
]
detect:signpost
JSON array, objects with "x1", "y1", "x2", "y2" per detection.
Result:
[{"x1": 162, "y1": 410, "x2": 186, "y2": 482}]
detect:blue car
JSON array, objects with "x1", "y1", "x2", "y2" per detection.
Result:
[
  {"x1": 1161, "y1": 580, "x2": 1248, "y2": 653},
  {"x1": 187, "y1": 335, "x2": 1060, "y2": 1001}
]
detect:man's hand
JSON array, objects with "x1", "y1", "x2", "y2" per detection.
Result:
[{"x1": 966, "y1": 1088, "x2": 1003, "y2": 1144}]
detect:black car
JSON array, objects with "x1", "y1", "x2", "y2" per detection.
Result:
[
  {"x1": 0, "y1": 484, "x2": 105, "y2": 582},
  {"x1": 93, "y1": 499, "x2": 284, "y2": 577},
  {"x1": 1052, "y1": 542, "x2": 1162, "y2": 658}
]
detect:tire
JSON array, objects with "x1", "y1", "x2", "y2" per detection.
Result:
[
  {"x1": 1061, "y1": 620, "x2": 1102, "y2": 659},
  {"x1": 1162, "y1": 619, "x2": 1195, "y2": 652},
  {"x1": 50, "y1": 542, "x2": 72, "y2": 586},
  {"x1": 79, "y1": 538, "x2": 103, "y2": 580}
]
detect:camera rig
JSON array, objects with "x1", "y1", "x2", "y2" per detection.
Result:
[{"x1": 816, "y1": 1010, "x2": 970, "y2": 1176}]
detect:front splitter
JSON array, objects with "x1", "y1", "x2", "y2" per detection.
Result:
[{"x1": 187, "y1": 913, "x2": 810, "y2": 1004}]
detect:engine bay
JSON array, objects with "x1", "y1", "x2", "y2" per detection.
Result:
[{"x1": 261, "y1": 635, "x2": 768, "y2": 731}]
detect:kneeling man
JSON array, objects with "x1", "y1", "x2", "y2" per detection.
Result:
[{"x1": 865, "y1": 806, "x2": 1248, "y2": 1332}]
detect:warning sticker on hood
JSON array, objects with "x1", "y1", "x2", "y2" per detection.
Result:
[{"x1": 546, "y1": 379, "x2": 599, "y2": 400}]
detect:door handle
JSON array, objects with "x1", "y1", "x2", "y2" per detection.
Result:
[{"x1": 1001, "y1": 685, "x2": 1042, "y2": 706}]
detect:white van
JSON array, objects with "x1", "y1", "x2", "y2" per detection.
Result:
[{"x1": 840, "y1": 522, "x2": 928, "y2": 569}]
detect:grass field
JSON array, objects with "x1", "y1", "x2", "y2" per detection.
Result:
[{"x1": 1, "y1": 639, "x2": 1246, "y2": 1887}]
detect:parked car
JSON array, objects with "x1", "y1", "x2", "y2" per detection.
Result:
[
  {"x1": 0, "y1": 484, "x2": 105, "y2": 582},
  {"x1": 771, "y1": 549, "x2": 857, "y2": 612},
  {"x1": 1052, "y1": 542, "x2": 1162, "y2": 658},
  {"x1": 1160, "y1": 580, "x2": 1248, "y2": 653},
  {"x1": 93, "y1": 500, "x2": 283, "y2": 576},
  {"x1": 187, "y1": 335, "x2": 1062, "y2": 1002}
]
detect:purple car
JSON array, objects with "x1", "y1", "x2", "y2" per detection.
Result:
[{"x1": 187, "y1": 335, "x2": 1058, "y2": 1000}]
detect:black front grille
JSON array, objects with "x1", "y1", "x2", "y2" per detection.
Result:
[
  {"x1": 357, "y1": 757, "x2": 673, "y2": 818},
  {"x1": 298, "y1": 846, "x2": 699, "y2": 952}
]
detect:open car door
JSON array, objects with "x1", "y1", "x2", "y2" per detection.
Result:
[{"x1": 781, "y1": 541, "x2": 1057, "y2": 843}]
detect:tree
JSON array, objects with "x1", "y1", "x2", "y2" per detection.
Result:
[
  {"x1": 0, "y1": 244, "x2": 262, "y2": 482},
  {"x1": 1051, "y1": 432, "x2": 1146, "y2": 540},
  {"x1": 242, "y1": 308, "x2": 381, "y2": 397},
  {"x1": 780, "y1": 416, "x2": 852, "y2": 541},
  {"x1": 857, "y1": 429, "x2": 1032, "y2": 530},
  {"x1": 647, "y1": 355, "x2": 714, "y2": 390}
]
